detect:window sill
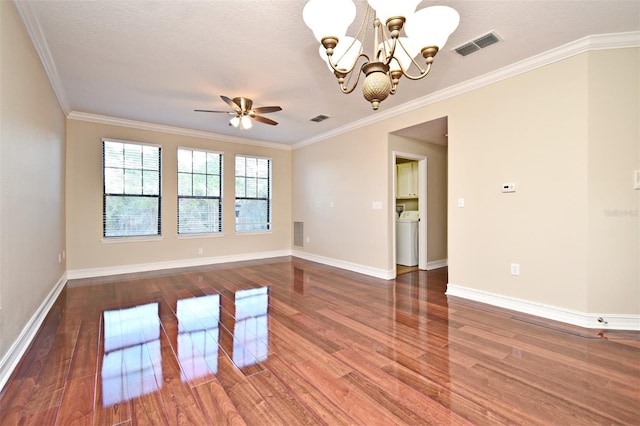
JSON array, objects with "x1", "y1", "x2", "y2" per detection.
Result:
[
  {"x1": 102, "y1": 235, "x2": 164, "y2": 243},
  {"x1": 235, "y1": 230, "x2": 272, "y2": 236},
  {"x1": 177, "y1": 233, "x2": 224, "y2": 240}
]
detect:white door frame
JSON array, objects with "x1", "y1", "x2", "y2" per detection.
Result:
[{"x1": 393, "y1": 151, "x2": 428, "y2": 271}]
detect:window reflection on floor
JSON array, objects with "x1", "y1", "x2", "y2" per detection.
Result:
[
  {"x1": 232, "y1": 287, "x2": 269, "y2": 368},
  {"x1": 101, "y1": 303, "x2": 161, "y2": 407},
  {"x1": 176, "y1": 294, "x2": 220, "y2": 381},
  {"x1": 100, "y1": 287, "x2": 270, "y2": 405}
]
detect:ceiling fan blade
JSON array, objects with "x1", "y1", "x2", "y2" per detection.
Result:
[
  {"x1": 252, "y1": 115, "x2": 278, "y2": 126},
  {"x1": 194, "y1": 109, "x2": 234, "y2": 113},
  {"x1": 221, "y1": 95, "x2": 241, "y2": 112},
  {"x1": 252, "y1": 106, "x2": 282, "y2": 114}
]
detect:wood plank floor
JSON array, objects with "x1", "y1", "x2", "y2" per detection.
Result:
[{"x1": 1, "y1": 257, "x2": 638, "y2": 425}]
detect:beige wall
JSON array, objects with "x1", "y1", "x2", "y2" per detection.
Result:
[
  {"x1": 391, "y1": 136, "x2": 448, "y2": 263},
  {"x1": 447, "y1": 53, "x2": 591, "y2": 311},
  {"x1": 292, "y1": 48, "x2": 639, "y2": 315},
  {"x1": 292, "y1": 128, "x2": 390, "y2": 270},
  {"x1": 0, "y1": 2, "x2": 66, "y2": 361},
  {"x1": 66, "y1": 119, "x2": 292, "y2": 272},
  {"x1": 586, "y1": 48, "x2": 639, "y2": 313}
]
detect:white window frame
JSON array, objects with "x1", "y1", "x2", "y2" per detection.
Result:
[
  {"x1": 102, "y1": 138, "x2": 162, "y2": 239},
  {"x1": 177, "y1": 147, "x2": 224, "y2": 235},
  {"x1": 234, "y1": 155, "x2": 272, "y2": 233}
]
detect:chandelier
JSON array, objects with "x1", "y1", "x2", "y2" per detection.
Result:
[{"x1": 303, "y1": 0, "x2": 460, "y2": 110}]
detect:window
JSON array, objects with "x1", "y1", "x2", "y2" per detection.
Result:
[
  {"x1": 235, "y1": 155, "x2": 271, "y2": 232},
  {"x1": 177, "y1": 148, "x2": 223, "y2": 234},
  {"x1": 103, "y1": 140, "x2": 161, "y2": 237}
]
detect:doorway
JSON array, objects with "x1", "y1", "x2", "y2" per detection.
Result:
[
  {"x1": 394, "y1": 153, "x2": 428, "y2": 272},
  {"x1": 391, "y1": 116, "x2": 449, "y2": 277}
]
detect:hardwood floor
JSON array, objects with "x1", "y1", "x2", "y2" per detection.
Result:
[
  {"x1": 1, "y1": 257, "x2": 638, "y2": 425},
  {"x1": 396, "y1": 264, "x2": 419, "y2": 275}
]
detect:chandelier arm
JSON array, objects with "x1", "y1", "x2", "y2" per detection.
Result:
[
  {"x1": 377, "y1": 19, "x2": 396, "y2": 65},
  {"x1": 356, "y1": 6, "x2": 372, "y2": 46},
  {"x1": 407, "y1": 52, "x2": 428, "y2": 74},
  {"x1": 401, "y1": 62, "x2": 433, "y2": 81},
  {"x1": 336, "y1": 56, "x2": 371, "y2": 95},
  {"x1": 383, "y1": 34, "x2": 398, "y2": 67},
  {"x1": 326, "y1": 51, "x2": 371, "y2": 77}
]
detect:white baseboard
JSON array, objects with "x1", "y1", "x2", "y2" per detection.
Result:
[
  {"x1": 0, "y1": 272, "x2": 67, "y2": 391},
  {"x1": 426, "y1": 259, "x2": 448, "y2": 270},
  {"x1": 446, "y1": 283, "x2": 640, "y2": 331},
  {"x1": 292, "y1": 250, "x2": 395, "y2": 280},
  {"x1": 67, "y1": 250, "x2": 293, "y2": 280}
]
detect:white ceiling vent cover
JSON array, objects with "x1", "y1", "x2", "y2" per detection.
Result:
[
  {"x1": 453, "y1": 31, "x2": 501, "y2": 57},
  {"x1": 294, "y1": 221, "x2": 304, "y2": 247}
]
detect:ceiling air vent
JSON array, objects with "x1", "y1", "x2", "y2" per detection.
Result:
[
  {"x1": 310, "y1": 114, "x2": 330, "y2": 123},
  {"x1": 453, "y1": 31, "x2": 501, "y2": 57}
]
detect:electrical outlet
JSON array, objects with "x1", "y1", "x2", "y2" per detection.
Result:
[
  {"x1": 198, "y1": 248, "x2": 203, "y2": 255},
  {"x1": 510, "y1": 263, "x2": 520, "y2": 276}
]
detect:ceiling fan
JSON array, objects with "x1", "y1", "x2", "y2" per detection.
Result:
[{"x1": 195, "y1": 96, "x2": 282, "y2": 129}]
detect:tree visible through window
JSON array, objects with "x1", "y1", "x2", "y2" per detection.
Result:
[
  {"x1": 103, "y1": 140, "x2": 161, "y2": 237},
  {"x1": 235, "y1": 156, "x2": 271, "y2": 232},
  {"x1": 177, "y1": 148, "x2": 223, "y2": 234}
]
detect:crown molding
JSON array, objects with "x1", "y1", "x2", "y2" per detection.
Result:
[
  {"x1": 15, "y1": 1, "x2": 638, "y2": 152},
  {"x1": 14, "y1": 0, "x2": 70, "y2": 115},
  {"x1": 67, "y1": 111, "x2": 292, "y2": 151},
  {"x1": 294, "y1": 31, "x2": 640, "y2": 149}
]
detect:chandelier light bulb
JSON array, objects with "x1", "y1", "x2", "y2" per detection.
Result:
[
  {"x1": 405, "y1": 6, "x2": 460, "y2": 51},
  {"x1": 303, "y1": 0, "x2": 356, "y2": 42}
]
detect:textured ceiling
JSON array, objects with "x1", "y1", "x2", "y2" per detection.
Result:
[{"x1": 16, "y1": 0, "x2": 640, "y2": 147}]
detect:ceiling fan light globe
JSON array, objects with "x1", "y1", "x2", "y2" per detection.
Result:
[
  {"x1": 230, "y1": 116, "x2": 240, "y2": 127},
  {"x1": 303, "y1": 0, "x2": 356, "y2": 42},
  {"x1": 240, "y1": 116, "x2": 252, "y2": 129},
  {"x1": 405, "y1": 6, "x2": 460, "y2": 51}
]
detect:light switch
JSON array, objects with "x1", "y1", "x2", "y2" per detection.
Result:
[
  {"x1": 501, "y1": 183, "x2": 516, "y2": 193},
  {"x1": 457, "y1": 198, "x2": 465, "y2": 208}
]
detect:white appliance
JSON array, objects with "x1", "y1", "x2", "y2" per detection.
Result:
[{"x1": 396, "y1": 210, "x2": 419, "y2": 266}]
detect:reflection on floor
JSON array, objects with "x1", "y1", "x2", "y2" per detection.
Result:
[
  {"x1": 101, "y1": 287, "x2": 269, "y2": 409},
  {"x1": 397, "y1": 264, "x2": 419, "y2": 275},
  {"x1": 1, "y1": 257, "x2": 638, "y2": 425}
]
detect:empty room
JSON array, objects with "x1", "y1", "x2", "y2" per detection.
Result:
[{"x1": 1, "y1": 0, "x2": 638, "y2": 424}]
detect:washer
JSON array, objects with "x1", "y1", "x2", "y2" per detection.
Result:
[{"x1": 396, "y1": 210, "x2": 419, "y2": 266}]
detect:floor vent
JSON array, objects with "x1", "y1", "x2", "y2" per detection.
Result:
[
  {"x1": 453, "y1": 31, "x2": 501, "y2": 57},
  {"x1": 310, "y1": 114, "x2": 330, "y2": 123},
  {"x1": 294, "y1": 222, "x2": 304, "y2": 247}
]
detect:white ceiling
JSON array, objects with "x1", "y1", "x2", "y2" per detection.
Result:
[{"x1": 16, "y1": 0, "x2": 640, "y2": 147}]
